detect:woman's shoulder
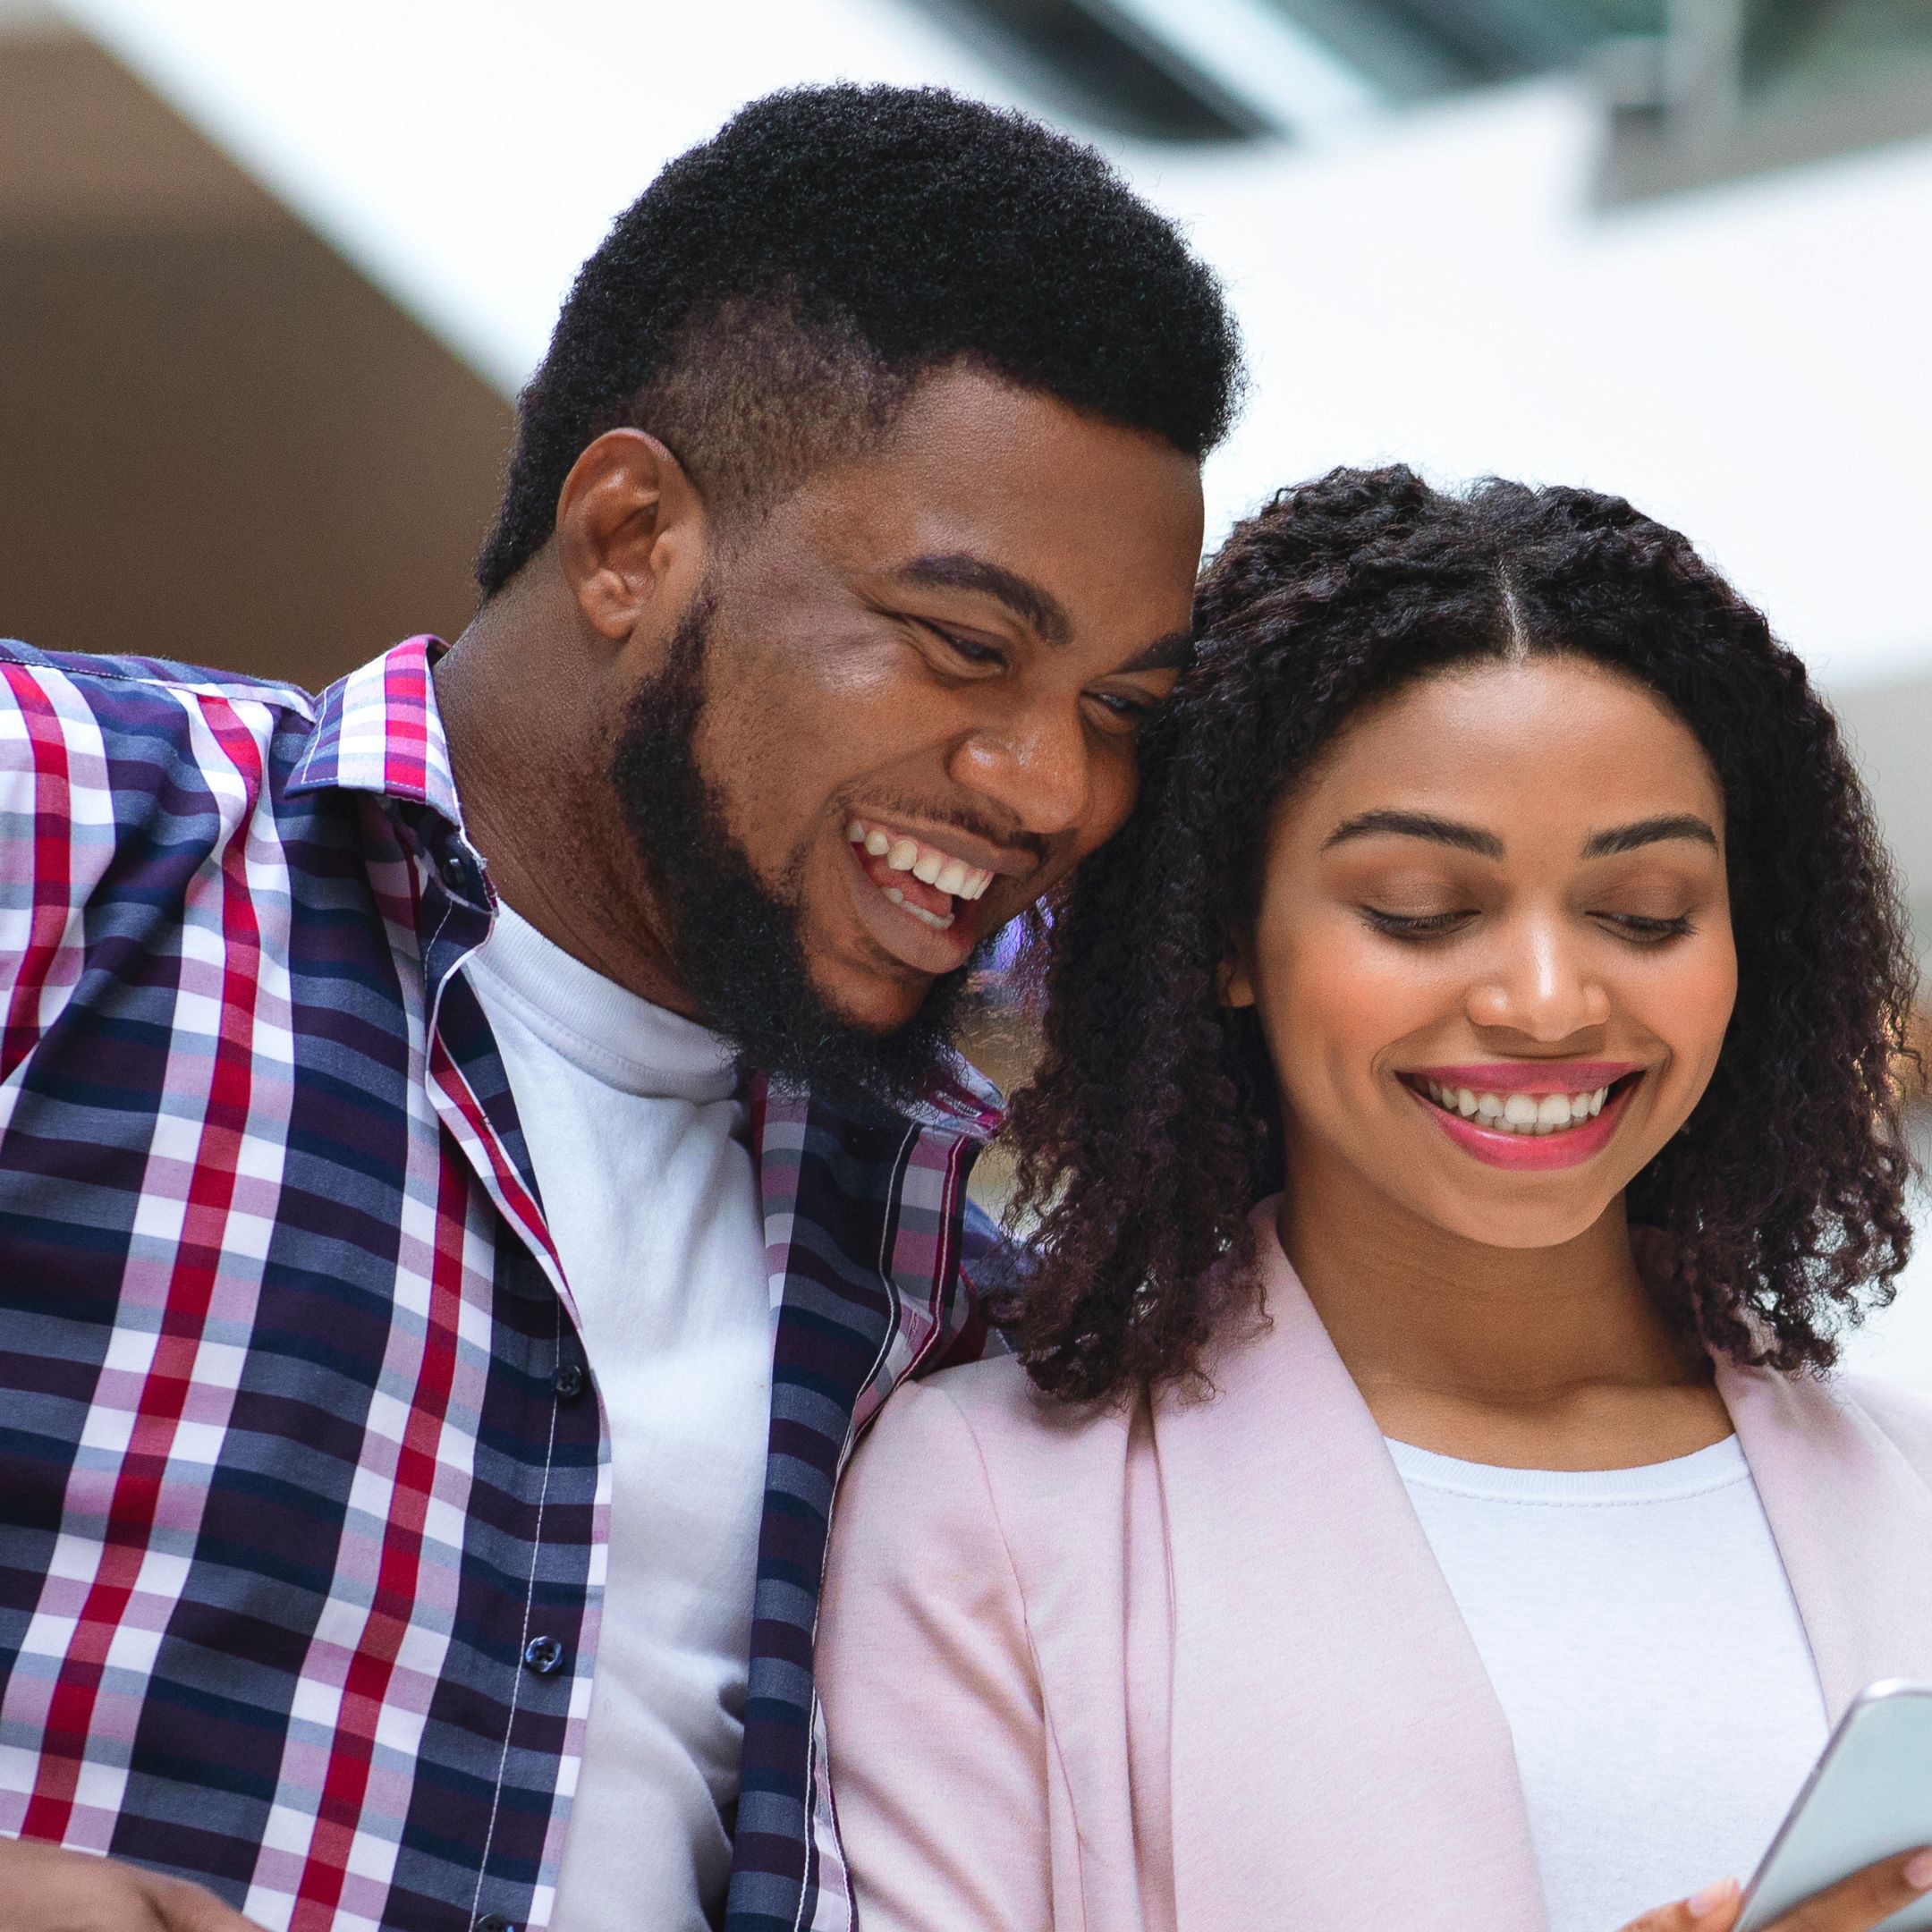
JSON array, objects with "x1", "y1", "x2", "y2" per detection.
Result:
[
  {"x1": 842, "y1": 1352, "x2": 1143, "y2": 1557},
  {"x1": 864, "y1": 1351, "x2": 1139, "y2": 1471},
  {"x1": 824, "y1": 1359, "x2": 1144, "y2": 1671},
  {"x1": 1724, "y1": 1358, "x2": 1932, "y2": 1496},
  {"x1": 1833, "y1": 1371, "x2": 1932, "y2": 1470},
  {"x1": 889, "y1": 1350, "x2": 1043, "y2": 1431}
]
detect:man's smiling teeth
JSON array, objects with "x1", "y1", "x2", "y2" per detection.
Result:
[
  {"x1": 844, "y1": 820, "x2": 995, "y2": 901},
  {"x1": 1419, "y1": 1079, "x2": 1611, "y2": 1135},
  {"x1": 881, "y1": 887, "x2": 953, "y2": 930}
]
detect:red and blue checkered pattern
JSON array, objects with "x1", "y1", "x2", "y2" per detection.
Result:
[{"x1": 0, "y1": 637, "x2": 998, "y2": 1932}]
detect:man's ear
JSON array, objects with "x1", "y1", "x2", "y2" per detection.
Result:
[
  {"x1": 1218, "y1": 934, "x2": 1258, "y2": 1009},
  {"x1": 554, "y1": 428, "x2": 708, "y2": 641}
]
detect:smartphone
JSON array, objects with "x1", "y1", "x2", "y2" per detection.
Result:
[{"x1": 1739, "y1": 1682, "x2": 1932, "y2": 1931}]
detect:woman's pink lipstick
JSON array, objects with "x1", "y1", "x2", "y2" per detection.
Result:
[{"x1": 1400, "y1": 1061, "x2": 1644, "y2": 1171}]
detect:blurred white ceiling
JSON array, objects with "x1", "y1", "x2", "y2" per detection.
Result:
[{"x1": 47, "y1": 0, "x2": 1932, "y2": 701}]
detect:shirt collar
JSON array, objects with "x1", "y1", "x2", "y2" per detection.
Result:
[
  {"x1": 902, "y1": 1049, "x2": 1004, "y2": 1140},
  {"x1": 287, "y1": 635, "x2": 462, "y2": 826}
]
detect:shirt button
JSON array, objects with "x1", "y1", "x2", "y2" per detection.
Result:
[
  {"x1": 475, "y1": 1916, "x2": 518, "y2": 1932},
  {"x1": 553, "y1": 1362, "x2": 586, "y2": 1402},
  {"x1": 521, "y1": 1634, "x2": 564, "y2": 1675},
  {"x1": 438, "y1": 848, "x2": 474, "y2": 894}
]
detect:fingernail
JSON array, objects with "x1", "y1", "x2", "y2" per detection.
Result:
[
  {"x1": 1689, "y1": 1878, "x2": 1739, "y2": 1918},
  {"x1": 1905, "y1": 1851, "x2": 1932, "y2": 1891}
]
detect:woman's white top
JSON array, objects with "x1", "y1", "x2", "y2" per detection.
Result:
[{"x1": 1389, "y1": 1435, "x2": 1829, "y2": 1932}]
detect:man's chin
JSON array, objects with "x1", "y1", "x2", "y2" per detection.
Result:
[
  {"x1": 806, "y1": 962, "x2": 939, "y2": 1041},
  {"x1": 724, "y1": 950, "x2": 986, "y2": 1117}
]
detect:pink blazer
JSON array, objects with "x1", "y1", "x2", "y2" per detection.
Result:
[{"x1": 816, "y1": 1207, "x2": 1932, "y2": 1932}]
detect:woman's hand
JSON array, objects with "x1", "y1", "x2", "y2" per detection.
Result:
[{"x1": 1623, "y1": 1851, "x2": 1932, "y2": 1932}]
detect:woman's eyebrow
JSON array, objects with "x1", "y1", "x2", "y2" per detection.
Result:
[
  {"x1": 1322, "y1": 810, "x2": 1504, "y2": 857},
  {"x1": 1580, "y1": 814, "x2": 1719, "y2": 857}
]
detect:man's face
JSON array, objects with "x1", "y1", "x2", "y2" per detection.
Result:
[{"x1": 626, "y1": 369, "x2": 1205, "y2": 1049}]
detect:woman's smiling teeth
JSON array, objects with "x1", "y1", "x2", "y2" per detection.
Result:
[
  {"x1": 846, "y1": 818, "x2": 996, "y2": 933},
  {"x1": 1418, "y1": 1078, "x2": 1611, "y2": 1135}
]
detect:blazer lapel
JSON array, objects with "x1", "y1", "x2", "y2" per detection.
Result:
[
  {"x1": 1721, "y1": 1361, "x2": 1932, "y2": 1717},
  {"x1": 1157, "y1": 1205, "x2": 1546, "y2": 1932}
]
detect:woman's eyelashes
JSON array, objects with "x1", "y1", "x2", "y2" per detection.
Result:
[
  {"x1": 1360, "y1": 906, "x2": 1474, "y2": 938},
  {"x1": 1598, "y1": 911, "x2": 1695, "y2": 942},
  {"x1": 1358, "y1": 905, "x2": 1698, "y2": 944}
]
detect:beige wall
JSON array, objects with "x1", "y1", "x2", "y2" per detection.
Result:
[{"x1": 0, "y1": 25, "x2": 513, "y2": 691}]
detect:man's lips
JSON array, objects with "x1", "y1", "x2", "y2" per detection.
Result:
[
  {"x1": 842, "y1": 841, "x2": 979, "y2": 975},
  {"x1": 839, "y1": 813, "x2": 1040, "y2": 976},
  {"x1": 844, "y1": 815, "x2": 1039, "y2": 928}
]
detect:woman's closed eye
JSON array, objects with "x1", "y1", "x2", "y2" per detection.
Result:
[
  {"x1": 1360, "y1": 906, "x2": 1698, "y2": 943},
  {"x1": 1594, "y1": 911, "x2": 1694, "y2": 943},
  {"x1": 1360, "y1": 906, "x2": 1477, "y2": 939}
]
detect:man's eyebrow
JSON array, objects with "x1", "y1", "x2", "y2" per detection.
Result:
[
  {"x1": 1322, "y1": 809, "x2": 1504, "y2": 858},
  {"x1": 1581, "y1": 814, "x2": 1719, "y2": 858},
  {"x1": 894, "y1": 554, "x2": 1072, "y2": 648}
]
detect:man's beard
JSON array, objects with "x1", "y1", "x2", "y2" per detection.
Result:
[{"x1": 609, "y1": 597, "x2": 987, "y2": 1116}]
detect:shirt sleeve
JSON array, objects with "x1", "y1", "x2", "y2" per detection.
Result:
[{"x1": 817, "y1": 1377, "x2": 1055, "y2": 1932}]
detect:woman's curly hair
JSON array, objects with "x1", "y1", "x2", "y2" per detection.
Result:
[{"x1": 1004, "y1": 465, "x2": 1920, "y2": 1404}]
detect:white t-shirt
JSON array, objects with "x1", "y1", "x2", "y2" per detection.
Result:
[
  {"x1": 1390, "y1": 1435, "x2": 1828, "y2": 1932},
  {"x1": 464, "y1": 905, "x2": 773, "y2": 1932}
]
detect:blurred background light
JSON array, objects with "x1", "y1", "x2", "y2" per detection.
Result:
[{"x1": 2, "y1": 0, "x2": 1928, "y2": 1376}]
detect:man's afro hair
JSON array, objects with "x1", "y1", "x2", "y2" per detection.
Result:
[{"x1": 477, "y1": 82, "x2": 1241, "y2": 594}]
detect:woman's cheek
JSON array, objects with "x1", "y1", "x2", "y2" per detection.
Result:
[
  {"x1": 1656, "y1": 930, "x2": 1738, "y2": 1083},
  {"x1": 1263, "y1": 937, "x2": 1432, "y2": 1100}
]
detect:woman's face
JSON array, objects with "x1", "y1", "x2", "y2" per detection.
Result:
[{"x1": 1228, "y1": 656, "x2": 1738, "y2": 1250}]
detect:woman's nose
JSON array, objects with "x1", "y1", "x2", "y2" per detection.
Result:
[{"x1": 1464, "y1": 922, "x2": 1612, "y2": 1038}]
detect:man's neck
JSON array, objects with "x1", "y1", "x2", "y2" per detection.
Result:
[{"x1": 433, "y1": 594, "x2": 698, "y2": 1016}]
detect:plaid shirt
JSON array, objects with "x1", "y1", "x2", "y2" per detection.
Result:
[{"x1": 0, "y1": 636, "x2": 998, "y2": 1932}]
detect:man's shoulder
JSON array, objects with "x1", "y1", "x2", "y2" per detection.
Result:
[{"x1": 0, "y1": 639, "x2": 318, "y2": 729}]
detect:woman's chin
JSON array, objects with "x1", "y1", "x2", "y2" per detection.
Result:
[{"x1": 1406, "y1": 1177, "x2": 1624, "y2": 1255}]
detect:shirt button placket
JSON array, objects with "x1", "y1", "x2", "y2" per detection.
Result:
[{"x1": 483, "y1": 1627, "x2": 564, "y2": 1926}]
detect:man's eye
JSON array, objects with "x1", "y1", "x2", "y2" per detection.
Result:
[
  {"x1": 921, "y1": 622, "x2": 1004, "y2": 669},
  {"x1": 1087, "y1": 691, "x2": 1158, "y2": 733},
  {"x1": 1360, "y1": 907, "x2": 1474, "y2": 938}
]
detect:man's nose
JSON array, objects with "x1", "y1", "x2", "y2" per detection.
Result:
[
  {"x1": 948, "y1": 704, "x2": 1092, "y2": 839},
  {"x1": 1464, "y1": 918, "x2": 1612, "y2": 1038}
]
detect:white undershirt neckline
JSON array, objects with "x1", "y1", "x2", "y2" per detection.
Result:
[
  {"x1": 1389, "y1": 1431, "x2": 1753, "y2": 1506},
  {"x1": 1389, "y1": 1431, "x2": 1829, "y2": 1932},
  {"x1": 468, "y1": 903, "x2": 740, "y2": 1103},
  {"x1": 464, "y1": 903, "x2": 774, "y2": 1932}
]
